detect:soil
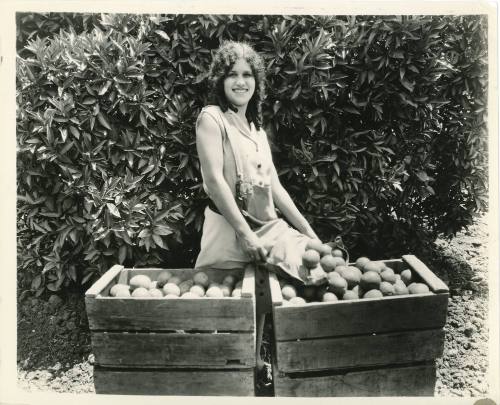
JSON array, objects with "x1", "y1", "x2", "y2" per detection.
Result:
[{"x1": 16, "y1": 214, "x2": 491, "y2": 397}]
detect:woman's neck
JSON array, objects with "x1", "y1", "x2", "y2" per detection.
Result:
[{"x1": 233, "y1": 106, "x2": 250, "y2": 129}]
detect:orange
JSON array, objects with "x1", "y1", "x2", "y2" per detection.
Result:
[
  {"x1": 408, "y1": 283, "x2": 430, "y2": 294},
  {"x1": 206, "y1": 286, "x2": 224, "y2": 298},
  {"x1": 300, "y1": 285, "x2": 317, "y2": 302},
  {"x1": 331, "y1": 249, "x2": 344, "y2": 258},
  {"x1": 306, "y1": 238, "x2": 323, "y2": 252},
  {"x1": 131, "y1": 287, "x2": 149, "y2": 297},
  {"x1": 281, "y1": 285, "x2": 297, "y2": 300},
  {"x1": 148, "y1": 288, "x2": 164, "y2": 297},
  {"x1": 394, "y1": 284, "x2": 409, "y2": 295},
  {"x1": 289, "y1": 296, "x2": 307, "y2": 305},
  {"x1": 302, "y1": 249, "x2": 321, "y2": 269},
  {"x1": 181, "y1": 292, "x2": 200, "y2": 299},
  {"x1": 363, "y1": 289, "x2": 383, "y2": 299},
  {"x1": 168, "y1": 276, "x2": 182, "y2": 286},
  {"x1": 130, "y1": 275, "x2": 152, "y2": 290},
  {"x1": 179, "y1": 280, "x2": 194, "y2": 295},
  {"x1": 342, "y1": 290, "x2": 359, "y2": 300},
  {"x1": 400, "y1": 269, "x2": 413, "y2": 285},
  {"x1": 321, "y1": 255, "x2": 344, "y2": 272},
  {"x1": 318, "y1": 244, "x2": 333, "y2": 257},
  {"x1": 231, "y1": 288, "x2": 242, "y2": 297},
  {"x1": 115, "y1": 288, "x2": 131, "y2": 298},
  {"x1": 380, "y1": 268, "x2": 396, "y2": 283},
  {"x1": 379, "y1": 281, "x2": 395, "y2": 296},
  {"x1": 156, "y1": 271, "x2": 172, "y2": 288},
  {"x1": 190, "y1": 285, "x2": 205, "y2": 297},
  {"x1": 362, "y1": 261, "x2": 385, "y2": 274},
  {"x1": 110, "y1": 283, "x2": 130, "y2": 297},
  {"x1": 354, "y1": 257, "x2": 370, "y2": 270},
  {"x1": 193, "y1": 271, "x2": 210, "y2": 288},
  {"x1": 334, "y1": 265, "x2": 349, "y2": 277},
  {"x1": 360, "y1": 271, "x2": 381, "y2": 291},
  {"x1": 222, "y1": 275, "x2": 236, "y2": 287},
  {"x1": 163, "y1": 282, "x2": 181, "y2": 297},
  {"x1": 327, "y1": 273, "x2": 348, "y2": 297},
  {"x1": 220, "y1": 285, "x2": 231, "y2": 297},
  {"x1": 322, "y1": 292, "x2": 338, "y2": 302}
]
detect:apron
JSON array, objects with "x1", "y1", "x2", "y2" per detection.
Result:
[{"x1": 194, "y1": 105, "x2": 325, "y2": 286}]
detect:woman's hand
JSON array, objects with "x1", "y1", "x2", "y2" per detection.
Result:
[{"x1": 238, "y1": 231, "x2": 268, "y2": 263}]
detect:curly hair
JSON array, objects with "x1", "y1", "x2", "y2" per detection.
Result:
[{"x1": 207, "y1": 40, "x2": 266, "y2": 130}]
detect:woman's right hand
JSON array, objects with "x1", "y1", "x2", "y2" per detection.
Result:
[{"x1": 238, "y1": 231, "x2": 268, "y2": 263}]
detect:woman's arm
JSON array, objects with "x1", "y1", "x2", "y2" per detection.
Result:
[{"x1": 196, "y1": 113, "x2": 268, "y2": 262}]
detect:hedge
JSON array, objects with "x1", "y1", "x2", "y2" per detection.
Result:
[{"x1": 16, "y1": 14, "x2": 488, "y2": 295}]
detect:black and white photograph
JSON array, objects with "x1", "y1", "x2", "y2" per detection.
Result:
[{"x1": 1, "y1": 0, "x2": 498, "y2": 403}]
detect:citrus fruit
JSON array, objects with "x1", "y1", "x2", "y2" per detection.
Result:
[
  {"x1": 306, "y1": 238, "x2": 323, "y2": 252},
  {"x1": 380, "y1": 268, "x2": 396, "y2": 283},
  {"x1": 289, "y1": 296, "x2": 307, "y2": 305},
  {"x1": 331, "y1": 249, "x2": 344, "y2": 258},
  {"x1": 327, "y1": 273, "x2": 348, "y2": 297},
  {"x1": 334, "y1": 265, "x2": 349, "y2": 277},
  {"x1": 318, "y1": 244, "x2": 333, "y2": 257},
  {"x1": 363, "y1": 289, "x2": 383, "y2": 299},
  {"x1": 115, "y1": 289, "x2": 131, "y2": 298},
  {"x1": 130, "y1": 275, "x2": 152, "y2": 290},
  {"x1": 342, "y1": 290, "x2": 359, "y2": 300},
  {"x1": 343, "y1": 266, "x2": 362, "y2": 288},
  {"x1": 352, "y1": 285, "x2": 361, "y2": 297},
  {"x1": 309, "y1": 265, "x2": 328, "y2": 284},
  {"x1": 168, "y1": 276, "x2": 182, "y2": 286},
  {"x1": 231, "y1": 288, "x2": 242, "y2": 297},
  {"x1": 360, "y1": 271, "x2": 381, "y2": 291},
  {"x1": 302, "y1": 249, "x2": 321, "y2": 269},
  {"x1": 322, "y1": 292, "x2": 339, "y2": 302},
  {"x1": 179, "y1": 280, "x2": 194, "y2": 295},
  {"x1": 148, "y1": 288, "x2": 164, "y2": 297},
  {"x1": 149, "y1": 281, "x2": 158, "y2": 290},
  {"x1": 110, "y1": 284, "x2": 130, "y2": 297},
  {"x1": 206, "y1": 286, "x2": 224, "y2": 298},
  {"x1": 319, "y1": 255, "x2": 336, "y2": 272},
  {"x1": 181, "y1": 292, "x2": 200, "y2": 299},
  {"x1": 394, "y1": 284, "x2": 409, "y2": 295},
  {"x1": 220, "y1": 285, "x2": 231, "y2": 297},
  {"x1": 193, "y1": 272, "x2": 209, "y2": 288},
  {"x1": 234, "y1": 280, "x2": 243, "y2": 289},
  {"x1": 164, "y1": 294, "x2": 179, "y2": 299},
  {"x1": 362, "y1": 261, "x2": 385, "y2": 274},
  {"x1": 408, "y1": 283, "x2": 430, "y2": 294},
  {"x1": 400, "y1": 269, "x2": 413, "y2": 285},
  {"x1": 131, "y1": 287, "x2": 149, "y2": 297},
  {"x1": 156, "y1": 271, "x2": 172, "y2": 288},
  {"x1": 379, "y1": 281, "x2": 395, "y2": 296},
  {"x1": 281, "y1": 285, "x2": 297, "y2": 300},
  {"x1": 354, "y1": 257, "x2": 370, "y2": 270},
  {"x1": 189, "y1": 285, "x2": 205, "y2": 297},
  {"x1": 163, "y1": 282, "x2": 181, "y2": 297},
  {"x1": 222, "y1": 275, "x2": 236, "y2": 287}
]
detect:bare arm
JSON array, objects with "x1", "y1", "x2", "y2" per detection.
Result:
[{"x1": 196, "y1": 113, "x2": 267, "y2": 261}]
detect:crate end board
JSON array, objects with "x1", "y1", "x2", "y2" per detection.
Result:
[
  {"x1": 94, "y1": 366, "x2": 255, "y2": 396},
  {"x1": 275, "y1": 328, "x2": 444, "y2": 373},
  {"x1": 273, "y1": 361, "x2": 436, "y2": 397},
  {"x1": 272, "y1": 292, "x2": 448, "y2": 340},
  {"x1": 86, "y1": 296, "x2": 255, "y2": 332},
  {"x1": 91, "y1": 331, "x2": 255, "y2": 369}
]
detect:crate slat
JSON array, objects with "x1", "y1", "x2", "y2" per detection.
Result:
[
  {"x1": 273, "y1": 361, "x2": 436, "y2": 397},
  {"x1": 276, "y1": 328, "x2": 444, "y2": 373},
  {"x1": 402, "y1": 255, "x2": 449, "y2": 293},
  {"x1": 86, "y1": 296, "x2": 254, "y2": 331},
  {"x1": 92, "y1": 331, "x2": 255, "y2": 368},
  {"x1": 273, "y1": 292, "x2": 448, "y2": 340},
  {"x1": 85, "y1": 265, "x2": 124, "y2": 298},
  {"x1": 94, "y1": 366, "x2": 255, "y2": 396}
]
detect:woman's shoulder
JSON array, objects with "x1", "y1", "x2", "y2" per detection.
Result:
[
  {"x1": 196, "y1": 105, "x2": 224, "y2": 134},
  {"x1": 199, "y1": 104, "x2": 223, "y2": 117}
]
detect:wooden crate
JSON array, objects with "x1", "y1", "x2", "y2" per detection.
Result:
[
  {"x1": 269, "y1": 255, "x2": 449, "y2": 396},
  {"x1": 85, "y1": 265, "x2": 256, "y2": 396}
]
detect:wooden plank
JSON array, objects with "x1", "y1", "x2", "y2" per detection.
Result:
[
  {"x1": 403, "y1": 255, "x2": 449, "y2": 293},
  {"x1": 86, "y1": 296, "x2": 254, "y2": 332},
  {"x1": 268, "y1": 272, "x2": 283, "y2": 307},
  {"x1": 273, "y1": 362, "x2": 436, "y2": 397},
  {"x1": 94, "y1": 366, "x2": 254, "y2": 396},
  {"x1": 273, "y1": 293, "x2": 448, "y2": 340},
  {"x1": 92, "y1": 331, "x2": 255, "y2": 368},
  {"x1": 241, "y1": 264, "x2": 255, "y2": 298},
  {"x1": 276, "y1": 329, "x2": 444, "y2": 373},
  {"x1": 117, "y1": 268, "x2": 129, "y2": 284},
  {"x1": 85, "y1": 265, "x2": 124, "y2": 298}
]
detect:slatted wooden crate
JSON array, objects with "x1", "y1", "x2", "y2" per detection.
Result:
[
  {"x1": 269, "y1": 255, "x2": 449, "y2": 397},
  {"x1": 85, "y1": 265, "x2": 256, "y2": 396}
]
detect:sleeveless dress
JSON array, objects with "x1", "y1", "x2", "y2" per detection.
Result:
[{"x1": 194, "y1": 105, "x2": 312, "y2": 284}]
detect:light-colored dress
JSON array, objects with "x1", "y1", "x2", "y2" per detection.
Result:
[{"x1": 194, "y1": 105, "x2": 310, "y2": 282}]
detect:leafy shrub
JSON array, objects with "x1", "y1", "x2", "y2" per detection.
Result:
[{"x1": 16, "y1": 14, "x2": 487, "y2": 295}]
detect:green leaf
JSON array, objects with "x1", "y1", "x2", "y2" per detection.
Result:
[
  {"x1": 97, "y1": 112, "x2": 112, "y2": 130},
  {"x1": 106, "y1": 203, "x2": 121, "y2": 218}
]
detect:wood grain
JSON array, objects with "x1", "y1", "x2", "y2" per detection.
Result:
[
  {"x1": 276, "y1": 329, "x2": 444, "y2": 372},
  {"x1": 241, "y1": 264, "x2": 255, "y2": 298},
  {"x1": 94, "y1": 366, "x2": 255, "y2": 396},
  {"x1": 403, "y1": 255, "x2": 449, "y2": 293},
  {"x1": 86, "y1": 296, "x2": 254, "y2": 332},
  {"x1": 92, "y1": 331, "x2": 255, "y2": 368},
  {"x1": 273, "y1": 362, "x2": 436, "y2": 397},
  {"x1": 268, "y1": 272, "x2": 283, "y2": 306},
  {"x1": 85, "y1": 265, "x2": 124, "y2": 298},
  {"x1": 272, "y1": 293, "x2": 448, "y2": 340}
]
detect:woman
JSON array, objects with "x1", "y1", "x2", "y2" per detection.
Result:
[
  {"x1": 195, "y1": 40, "x2": 319, "y2": 272},
  {"x1": 195, "y1": 40, "x2": 322, "y2": 372}
]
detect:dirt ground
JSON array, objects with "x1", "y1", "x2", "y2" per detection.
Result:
[{"x1": 16, "y1": 214, "x2": 492, "y2": 397}]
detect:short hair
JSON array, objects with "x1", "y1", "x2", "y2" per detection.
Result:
[{"x1": 207, "y1": 40, "x2": 266, "y2": 130}]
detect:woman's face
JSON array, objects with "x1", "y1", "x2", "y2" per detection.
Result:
[{"x1": 223, "y1": 58, "x2": 255, "y2": 110}]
